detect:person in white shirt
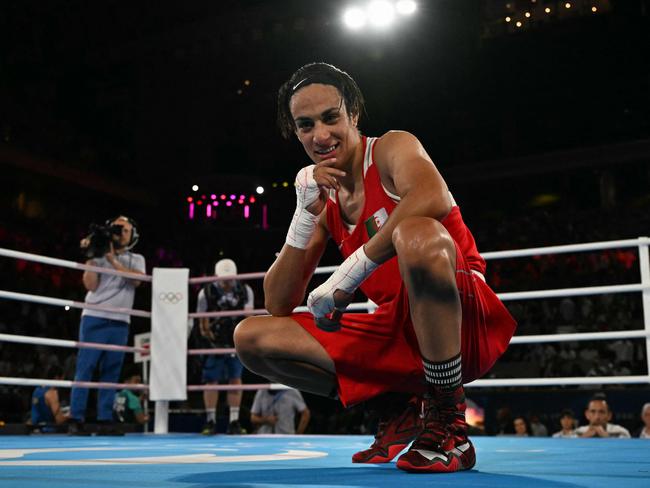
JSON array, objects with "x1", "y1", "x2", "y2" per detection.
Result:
[
  {"x1": 635, "y1": 403, "x2": 650, "y2": 438},
  {"x1": 552, "y1": 409, "x2": 578, "y2": 438},
  {"x1": 575, "y1": 394, "x2": 631, "y2": 438},
  {"x1": 250, "y1": 389, "x2": 310, "y2": 434},
  {"x1": 69, "y1": 216, "x2": 145, "y2": 434}
]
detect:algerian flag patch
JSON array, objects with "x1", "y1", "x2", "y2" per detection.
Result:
[{"x1": 364, "y1": 207, "x2": 389, "y2": 238}]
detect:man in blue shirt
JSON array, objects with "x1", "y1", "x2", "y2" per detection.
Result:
[{"x1": 31, "y1": 365, "x2": 68, "y2": 432}]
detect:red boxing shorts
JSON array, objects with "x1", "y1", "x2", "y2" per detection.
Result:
[{"x1": 290, "y1": 242, "x2": 517, "y2": 407}]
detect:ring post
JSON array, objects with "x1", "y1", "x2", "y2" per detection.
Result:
[
  {"x1": 150, "y1": 268, "x2": 189, "y2": 433},
  {"x1": 638, "y1": 237, "x2": 650, "y2": 381}
]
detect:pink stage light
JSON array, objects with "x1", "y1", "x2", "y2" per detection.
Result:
[
  {"x1": 189, "y1": 203, "x2": 195, "y2": 219},
  {"x1": 244, "y1": 205, "x2": 250, "y2": 218},
  {"x1": 262, "y1": 204, "x2": 268, "y2": 230}
]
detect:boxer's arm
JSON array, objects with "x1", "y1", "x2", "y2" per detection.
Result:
[
  {"x1": 363, "y1": 130, "x2": 452, "y2": 265},
  {"x1": 264, "y1": 213, "x2": 329, "y2": 316}
]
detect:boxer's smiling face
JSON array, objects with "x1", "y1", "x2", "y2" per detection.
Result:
[{"x1": 290, "y1": 83, "x2": 359, "y2": 170}]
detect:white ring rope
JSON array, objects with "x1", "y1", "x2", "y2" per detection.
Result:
[
  {"x1": 189, "y1": 272, "x2": 267, "y2": 285},
  {"x1": 189, "y1": 300, "x2": 377, "y2": 319},
  {"x1": 0, "y1": 237, "x2": 648, "y2": 394},
  {"x1": 0, "y1": 332, "x2": 147, "y2": 354},
  {"x1": 188, "y1": 347, "x2": 235, "y2": 355},
  {"x1": 0, "y1": 377, "x2": 148, "y2": 390},
  {"x1": 2, "y1": 374, "x2": 647, "y2": 390},
  {"x1": 0, "y1": 289, "x2": 152, "y2": 318},
  {"x1": 497, "y1": 283, "x2": 648, "y2": 301},
  {"x1": 187, "y1": 383, "x2": 292, "y2": 391},
  {"x1": 0, "y1": 247, "x2": 152, "y2": 282},
  {"x1": 467, "y1": 375, "x2": 650, "y2": 388},
  {"x1": 0, "y1": 376, "x2": 293, "y2": 392},
  {"x1": 509, "y1": 329, "x2": 650, "y2": 344},
  {"x1": 481, "y1": 237, "x2": 650, "y2": 260}
]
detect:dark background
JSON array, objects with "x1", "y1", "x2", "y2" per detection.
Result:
[{"x1": 1, "y1": 0, "x2": 649, "y2": 434}]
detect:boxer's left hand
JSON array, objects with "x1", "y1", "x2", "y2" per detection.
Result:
[
  {"x1": 307, "y1": 246, "x2": 379, "y2": 327},
  {"x1": 308, "y1": 286, "x2": 353, "y2": 323}
]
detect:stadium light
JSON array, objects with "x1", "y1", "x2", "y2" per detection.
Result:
[
  {"x1": 343, "y1": 7, "x2": 367, "y2": 30},
  {"x1": 343, "y1": 1, "x2": 417, "y2": 31},
  {"x1": 395, "y1": 0, "x2": 416, "y2": 15},
  {"x1": 368, "y1": 1, "x2": 395, "y2": 27}
]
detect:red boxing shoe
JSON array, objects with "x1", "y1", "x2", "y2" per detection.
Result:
[
  {"x1": 396, "y1": 386, "x2": 476, "y2": 473},
  {"x1": 352, "y1": 395, "x2": 422, "y2": 464}
]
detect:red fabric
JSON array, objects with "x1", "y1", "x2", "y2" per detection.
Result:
[{"x1": 293, "y1": 136, "x2": 516, "y2": 407}]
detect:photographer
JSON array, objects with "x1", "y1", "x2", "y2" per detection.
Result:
[
  {"x1": 68, "y1": 216, "x2": 146, "y2": 435},
  {"x1": 196, "y1": 258, "x2": 253, "y2": 435}
]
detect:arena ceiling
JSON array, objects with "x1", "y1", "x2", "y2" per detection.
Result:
[{"x1": 1, "y1": 1, "x2": 649, "y2": 200}]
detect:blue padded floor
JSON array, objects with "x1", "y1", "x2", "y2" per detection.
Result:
[{"x1": 0, "y1": 434, "x2": 648, "y2": 488}]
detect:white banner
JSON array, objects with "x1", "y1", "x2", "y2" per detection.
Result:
[{"x1": 150, "y1": 268, "x2": 188, "y2": 401}]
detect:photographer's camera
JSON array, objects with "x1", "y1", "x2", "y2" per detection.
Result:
[{"x1": 82, "y1": 223, "x2": 123, "y2": 259}]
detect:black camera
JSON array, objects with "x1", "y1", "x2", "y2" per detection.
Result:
[
  {"x1": 82, "y1": 223, "x2": 123, "y2": 259},
  {"x1": 208, "y1": 317, "x2": 238, "y2": 348}
]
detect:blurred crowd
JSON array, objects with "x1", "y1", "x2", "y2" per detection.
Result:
[{"x1": 0, "y1": 191, "x2": 649, "y2": 435}]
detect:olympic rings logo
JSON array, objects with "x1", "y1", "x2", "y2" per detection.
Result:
[{"x1": 158, "y1": 291, "x2": 184, "y2": 304}]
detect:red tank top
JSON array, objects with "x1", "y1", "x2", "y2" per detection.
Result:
[{"x1": 326, "y1": 136, "x2": 486, "y2": 306}]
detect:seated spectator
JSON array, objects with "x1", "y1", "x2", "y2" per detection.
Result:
[
  {"x1": 30, "y1": 365, "x2": 68, "y2": 431},
  {"x1": 513, "y1": 415, "x2": 530, "y2": 436},
  {"x1": 493, "y1": 405, "x2": 515, "y2": 435},
  {"x1": 633, "y1": 403, "x2": 650, "y2": 439},
  {"x1": 529, "y1": 413, "x2": 549, "y2": 437},
  {"x1": 576, "y1": 393, "x2": 631, "y2": 438},
  {"x1": 250, "y1": 388, "x2": 310, "y2": 434},
  {"x1": 113, "y1": 368, "x2": 148, "y2": 425},
  {"x1": 552, "y1": 409, "x2": 578, "y2": 438}
]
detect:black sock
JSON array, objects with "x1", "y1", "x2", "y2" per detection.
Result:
[{"x1": 422, "y1": 352, "x2": 463, "y2": 391}]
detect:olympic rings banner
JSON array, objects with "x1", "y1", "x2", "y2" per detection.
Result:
[{"x1": 150, "y1": 267, "x2": 189, "y2": 401}]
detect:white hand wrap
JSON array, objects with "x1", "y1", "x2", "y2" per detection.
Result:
[
  {"x1": 307, "y1": 246, "x2": 379, "y2": 318},
  {"x1": 285, "y1": 165, "x2": 321, "y2": 250}
]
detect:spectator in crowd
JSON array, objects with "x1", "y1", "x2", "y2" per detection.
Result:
[
  {"x1": 493, "y1": 405, "x2": 515, "y2": 435},
  {"x1": 196, "y1": 259, "x2": 253, "y2": 435},
  {"x1": 68, "y1": 216, "x2": 146, "y2": 435},
  {"x1": 633, "y1": 403, "x2": 650, "y2": 438},
  {"x1": 113, "y1": 367, "x2": 148, "y2": 426},
  {"x1": 250, "y1": 388, "x2": 311, "y2": 434},
  {"x1": 513, "y1": 415, "x2": 530, "y2": 436},
  {"x1": 529, "y1": 413, "x2": 548, "y2": 437},
  {"x1": 576, "y1": 394, "x2": 631, "y2": 438},
  {"x1": 552, "y1": 409, "x2": 578, "y2": 438},
  {"x1": 30, "y1": 365, "x2": 68, "y2": 431}
]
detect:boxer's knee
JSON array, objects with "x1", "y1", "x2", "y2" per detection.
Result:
[
  {"x1": 392, "y1": 216, "x2": 458, "y2": 301},
  {"x1": 233, "y1": 317, "x2": 268, "y2": 367},
  {"x1": 392, "y1": 216, "x2": 455, "y2": 270}
]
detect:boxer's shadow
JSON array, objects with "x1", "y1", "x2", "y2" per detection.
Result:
[{"x1": 173, "y1": 466, "x2": 581, "y2": 488}]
